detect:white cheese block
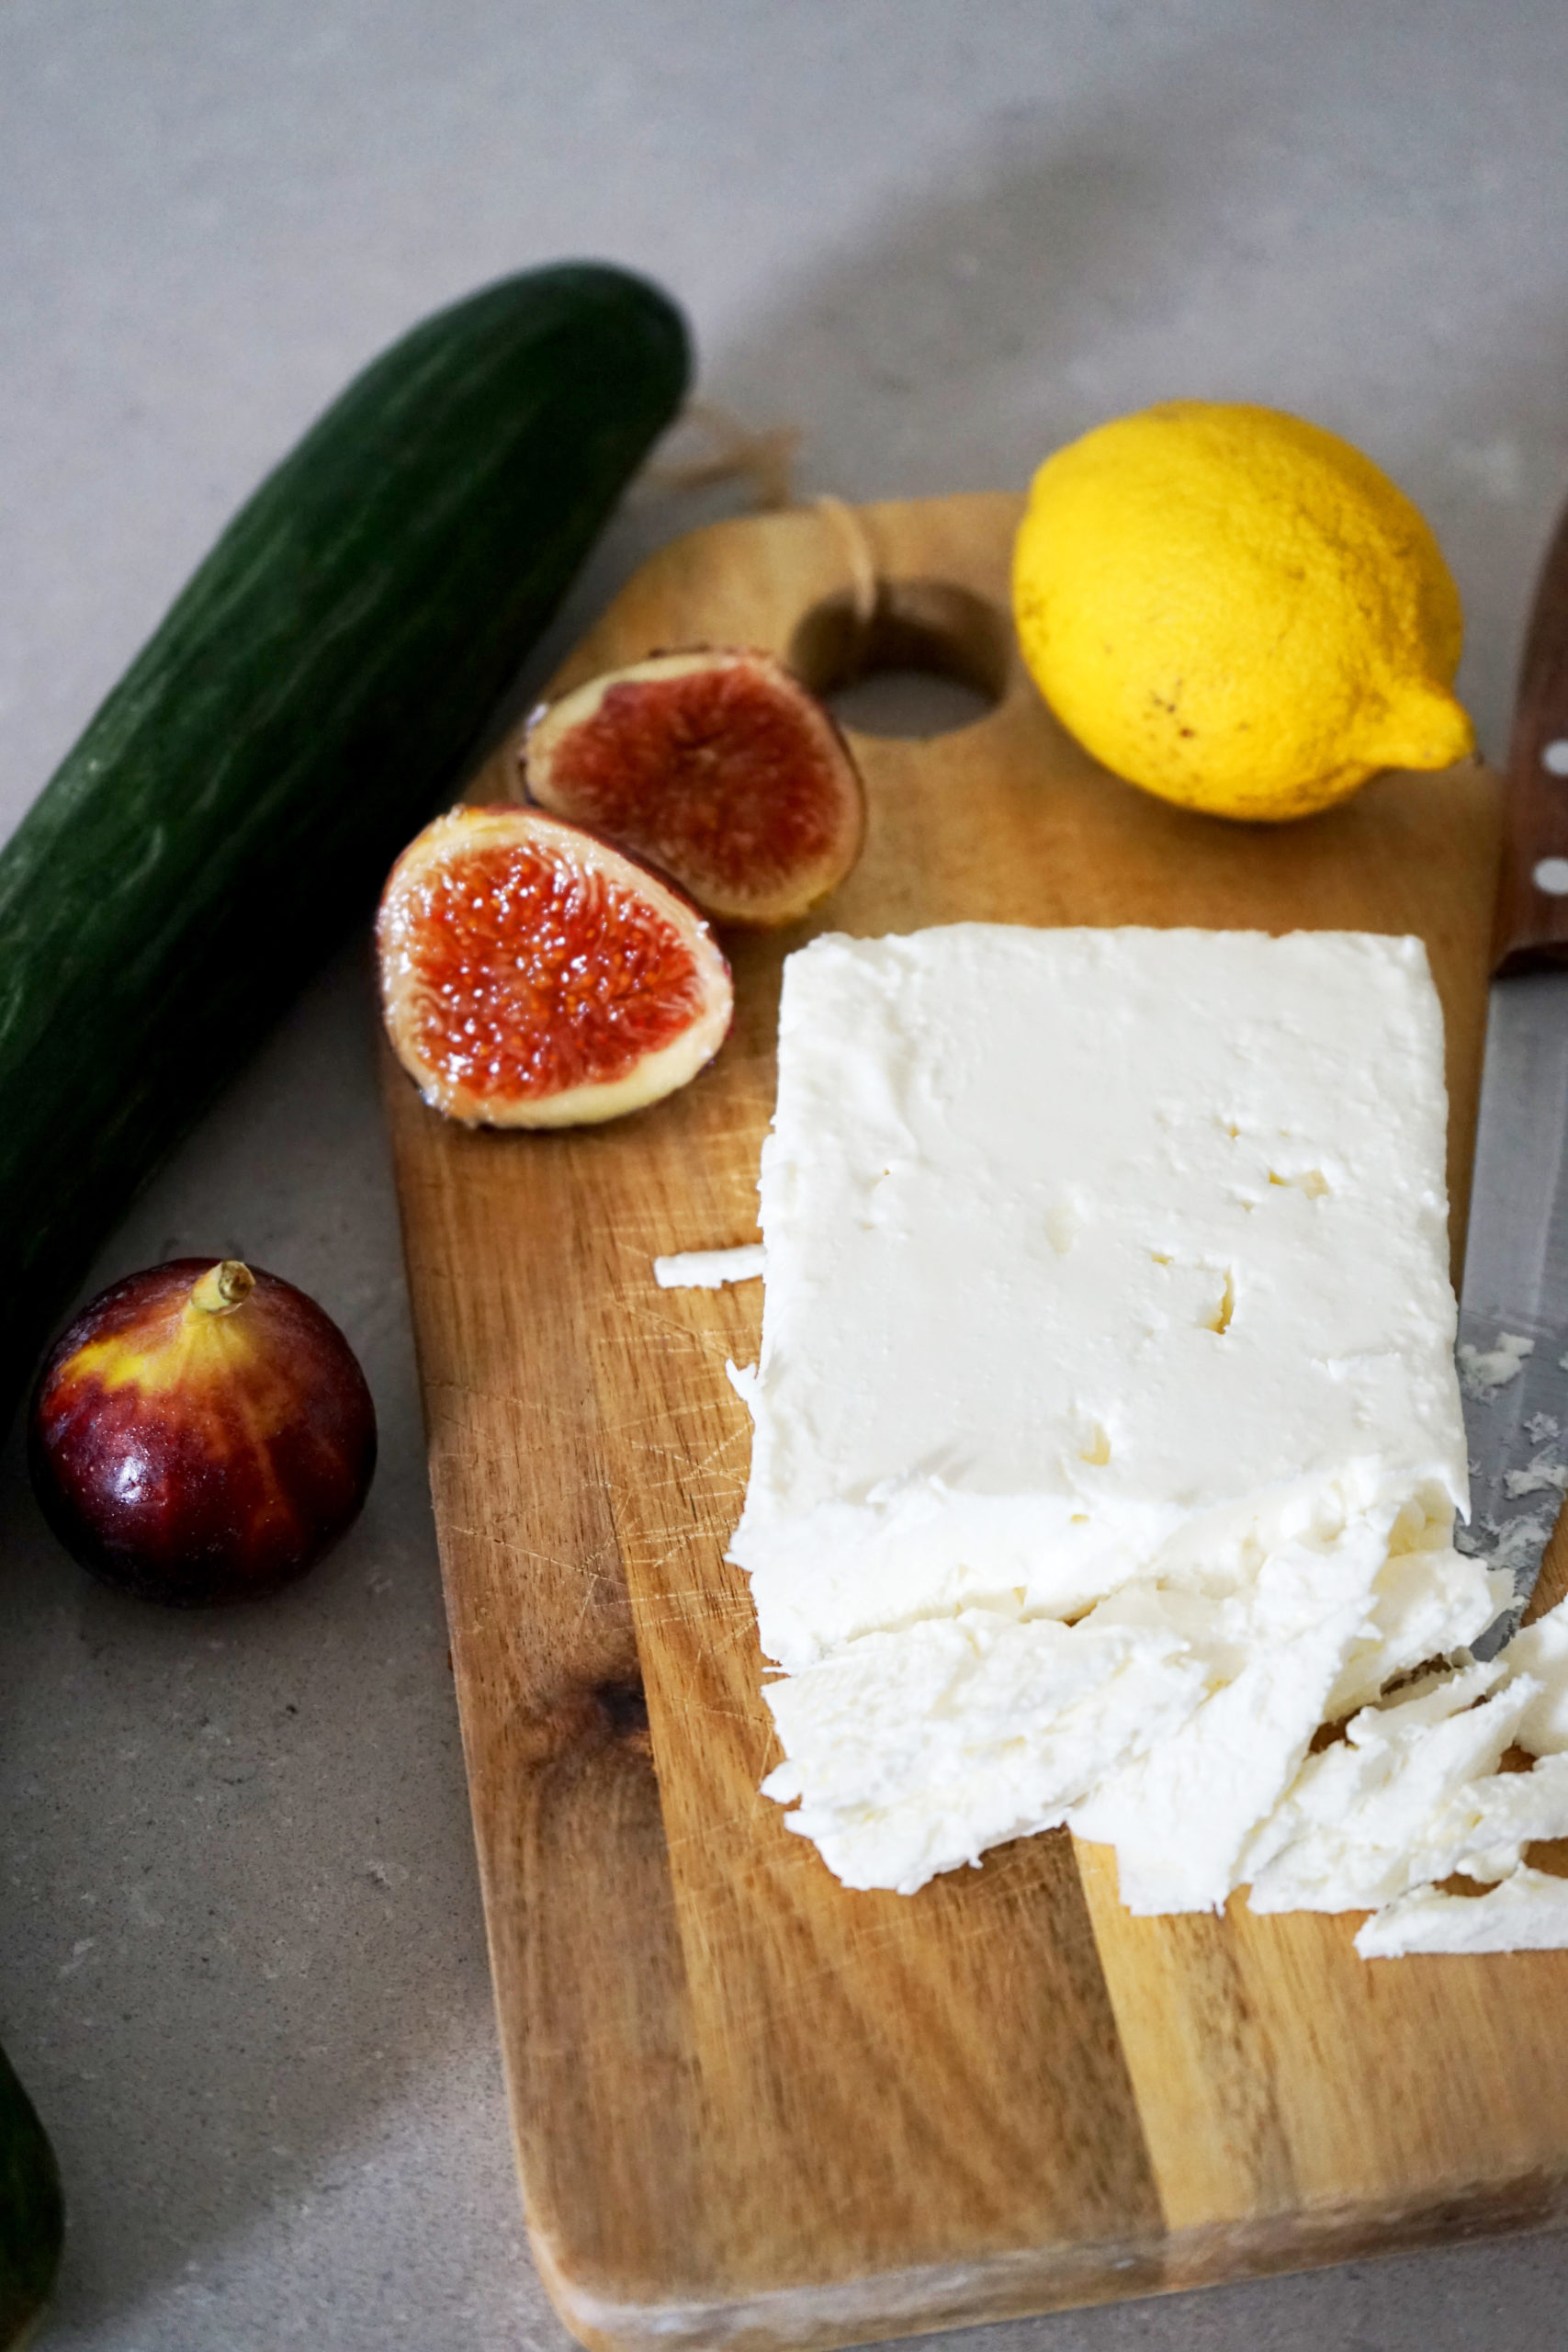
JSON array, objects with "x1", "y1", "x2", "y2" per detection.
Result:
[
  {"x1": 1356, "y1": 1866, "x2": 1568, "y2": 1957},
  {"x1": 730, "y1": 926, "x2": 1467, "y2": 1677},
  {"x1": 731, "y1": 922, "x2": 1496, "y2": 1910}
]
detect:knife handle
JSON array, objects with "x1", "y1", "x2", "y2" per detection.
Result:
[{"x1": 1494, "y1": 496, "x2": 1568, "y2": 975}]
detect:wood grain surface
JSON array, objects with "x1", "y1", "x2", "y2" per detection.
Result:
[{"x1": 379, "y1": 494, "x2": 1568, "y2": 2352}]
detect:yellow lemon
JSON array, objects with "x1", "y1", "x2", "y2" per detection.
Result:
[{"x1": 1011, "y1": 401, "x2": 1474, "y2": 822}]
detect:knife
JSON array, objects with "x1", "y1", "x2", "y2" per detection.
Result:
[{"x1": 1456, "y1": 495, "x2": 1568, "y2": 1634}]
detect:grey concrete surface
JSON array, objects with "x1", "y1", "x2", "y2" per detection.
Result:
[{"x1": 4, "y1": 2, "x2": 1568, "y2": 2345}]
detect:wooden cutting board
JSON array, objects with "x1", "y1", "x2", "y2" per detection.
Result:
[{"x1": 380, "y1": 493, "x2": 1568, "y2": 2352}]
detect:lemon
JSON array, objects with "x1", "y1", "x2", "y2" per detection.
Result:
[{"x1": 1011, "y1": 401, "x2": 1474, "y2": 822}]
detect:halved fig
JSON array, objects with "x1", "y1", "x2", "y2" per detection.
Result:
[
  {"x1": 378, "y1": 805, "x2": 733, "y2": 1127},
  {"x1": 522, "y1": 648, "x2": 866, "y2": 928}
]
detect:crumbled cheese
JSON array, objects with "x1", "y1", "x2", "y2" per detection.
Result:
[
  {"x1": 1067, "y1": 1519, "x2": 1397, "y2": 1912},
  {"x1": 1240, "y1": 1599, "x2": 1568, "y2": 1936},
  {"x1": 1243, "y1": 1664, "x2": 1543, "y2": 1912},
  {"x1": 1503, "y1": 1454, "x2": 1568, "y2": 1499},
  {"x1": 1505, "y1": 1598, "x2": 1568, "y2": 1754},
  {"x1": 1457, "y1": 1330, "x2": 1535, "y2": 1399},
  {"x1": 653, "y1": 1244, "x2": 764, "y2": 1290},
  {"x1": 1474, "y1": 1512, "x2": 1558, "y2": 1584},
  {"x1": 1325, "y1": 1541, "x2": 1510, "y2": 1719},
  {"x1": 1356, "y1": 1867, "x2": 1568, "y2": 1957},
  {"x1": 761, "y1": 1605, "x2": 1205, "y2": 1894}
]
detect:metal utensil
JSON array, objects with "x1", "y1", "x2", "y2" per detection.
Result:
[{"x1": 1457, "y1": 497, "x2": 1568, "y2": 1621}]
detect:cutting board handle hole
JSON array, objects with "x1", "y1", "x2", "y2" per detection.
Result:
[{"x1": 790, "y1": 579, "x2": 1010, "y2": 741}]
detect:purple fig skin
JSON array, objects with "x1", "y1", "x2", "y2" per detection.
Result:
[{"x1": 28, "y1": 1258, "x2": 377, "y2": 1606}]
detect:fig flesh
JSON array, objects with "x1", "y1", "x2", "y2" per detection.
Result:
[
  {"x1": 28, "y1": 1258, "x2": 377, "y2": 1607},
  {"x1": 523, "y1": 649, "x2": 865, "y2": 928},
  {"x1": 378, "y1": 804, "x2": 733, "y2": 1126}
]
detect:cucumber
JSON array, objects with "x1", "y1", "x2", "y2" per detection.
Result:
[
  {"x1": 0, "y1": 2041, "x2": 62, "y2": 2347},
  {"x1": 0, "y1": 264, "x2": 690, "y2": 1426}
]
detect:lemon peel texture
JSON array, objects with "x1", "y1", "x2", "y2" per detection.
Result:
[{"x1": 1011, "y1": 401, "x2": 1474, "y2": 823}]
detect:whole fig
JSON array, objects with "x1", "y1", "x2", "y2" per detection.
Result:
[{"x1": 28, "y1": 1258, "x2": 376, "y2": 1606}]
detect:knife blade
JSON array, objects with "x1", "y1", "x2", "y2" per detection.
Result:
[{"x1": 1457, "y1": 494, "x2": 1568, "y2": 1626}]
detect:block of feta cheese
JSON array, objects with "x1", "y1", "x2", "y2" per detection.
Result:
[
  {"x1": 730, "y1": 925, "x2": 1469, "y2": 1677},
  {"x1": 730, "y1": 926, "x2": 1491, "y2": 1905}
]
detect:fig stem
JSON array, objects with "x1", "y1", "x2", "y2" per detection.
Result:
[{"x1": 189, "y1": 1260, "x2": 255, "y2": 1317}]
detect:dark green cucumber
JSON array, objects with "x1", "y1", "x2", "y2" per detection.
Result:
[
  {"x1": 0, "y1": 2041, "x2": 62, "y2": 2347},
  {"x1": 0, "y1": 263, "x2": 689, "y2": 1425}
]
